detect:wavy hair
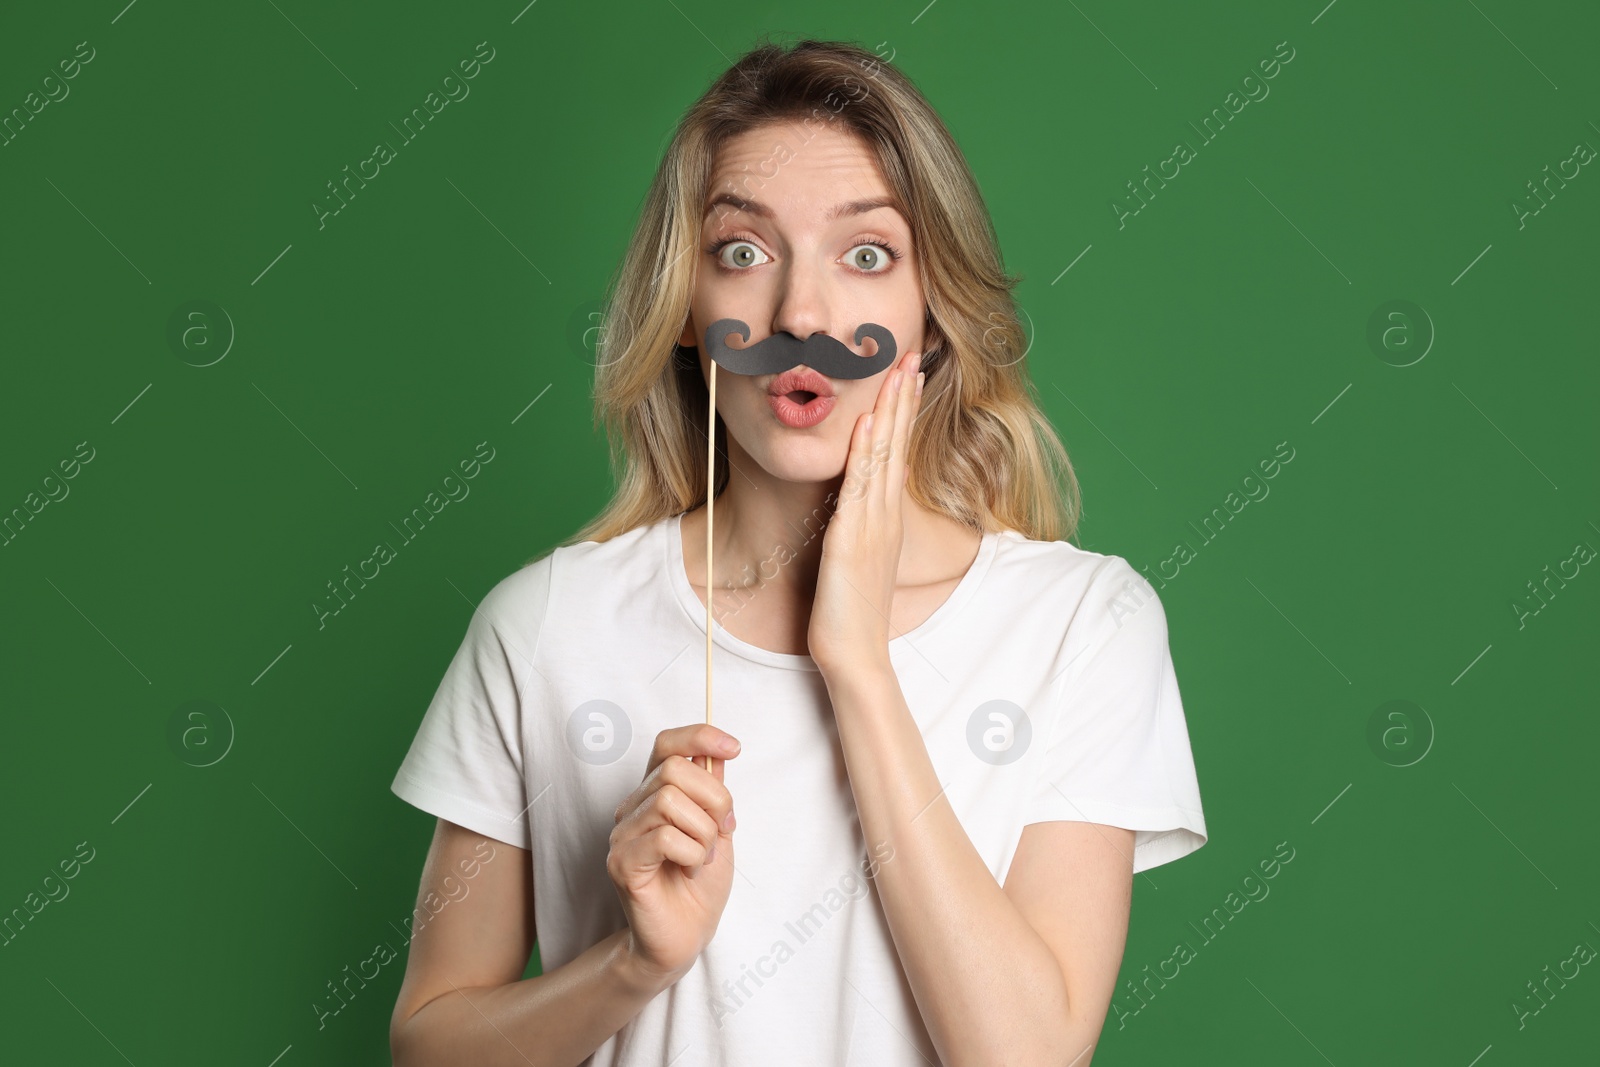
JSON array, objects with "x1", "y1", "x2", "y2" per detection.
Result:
[{"x1": 549, "y1": 35, "x2": 1081, "y2": 556}]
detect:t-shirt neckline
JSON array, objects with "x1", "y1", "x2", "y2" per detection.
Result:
[{"x1": 663, "y1": 509, "x2": 1002, "y2": 672}]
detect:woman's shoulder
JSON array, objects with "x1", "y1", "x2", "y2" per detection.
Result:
[
  {"x1": 477, "y1": 518, "x2": 667, "y2": 633},
  {"x1": 990, "y1": 527, "x2": 1141, "y2": 594},
  {"x1": 983, "y1": 532, "x2": 1173, "y2": 670}
]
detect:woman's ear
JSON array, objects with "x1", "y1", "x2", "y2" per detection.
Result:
[{"x1": 678, "y1": 315, "x2": 697, "y2": 348}]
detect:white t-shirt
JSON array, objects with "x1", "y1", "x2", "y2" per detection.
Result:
[{"x1": 391, "y1": 511, "x2": 1207, "y2": 1065}]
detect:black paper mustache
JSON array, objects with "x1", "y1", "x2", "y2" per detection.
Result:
[{"x1": 702, "y1": 318, "x2": 897, "y2": 380}]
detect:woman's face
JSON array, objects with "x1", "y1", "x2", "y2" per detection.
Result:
[{"x1": 679, "y1": 121, "x2": 926, "y2": 484}]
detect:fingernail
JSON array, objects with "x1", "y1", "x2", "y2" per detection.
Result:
[
  {"x1": 720, "y1": 736, "x2": 740, "y2": 754},
  {"x1": 706, "y1": 844, "x2": 717, "y2": 865},
  {"x1": 915, "y1": 372, "x2": 924, "y2": 397},
  {"x1": 722, "y1": 809, "x2": 736, "y2": 831},
  {"x1": 864, "y1": 412, "x2": 874, "y2": 431}
]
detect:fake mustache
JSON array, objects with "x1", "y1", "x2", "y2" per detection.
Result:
[{"x1": 702, "y1": 318, "x2": 897, "y2": 380}]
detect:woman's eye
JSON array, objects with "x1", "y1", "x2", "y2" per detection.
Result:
[
  {"x1": 717, "y1": 241, "x2": 768, "y2": 270},
  {"x1": 846, "y1": 243, "x2": 893, "y2": 273}
]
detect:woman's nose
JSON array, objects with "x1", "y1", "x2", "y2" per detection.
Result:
[{"x1": 768, "y1": 254, "x2": 840, "y2": 337}]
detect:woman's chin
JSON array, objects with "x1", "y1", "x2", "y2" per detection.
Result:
[{"x1": 747, "y1": 439, "x2": 853, "y2": 486}]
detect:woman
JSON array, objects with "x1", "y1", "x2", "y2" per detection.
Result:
[{"x1": 388, "y1": 38, "x2": 1206, "y2": 1066}]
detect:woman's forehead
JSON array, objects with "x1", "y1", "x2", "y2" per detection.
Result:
[
  {"x1": 708, "y1": 127, "x2": 889, "y2": 196},
  {"x1": 703, "y1": 188, "x2": 906, "y2": 228}
]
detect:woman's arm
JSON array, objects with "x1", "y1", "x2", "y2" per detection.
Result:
[
  {"x1": 809, "y1": 362, "x2": 1132, "y2": 1063},
  {"x1": 389, "y1": 818, "x2": 672, "y2": 1067},
  {"x1": 822, "y1": 664, "x2": 1132, "y2": 1066}
]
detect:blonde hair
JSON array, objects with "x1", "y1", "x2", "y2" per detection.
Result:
[{"x1": 547, "y1": 36, "x2": 1081, "y2": 558}]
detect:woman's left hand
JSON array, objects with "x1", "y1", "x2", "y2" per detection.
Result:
[{"x1": 808, "y1": 349, "x2": 925, "y2": 675}]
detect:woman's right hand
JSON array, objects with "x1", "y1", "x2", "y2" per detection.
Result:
[{"x1": 607, "y1": 724, "x2": 740, "y2": 987}]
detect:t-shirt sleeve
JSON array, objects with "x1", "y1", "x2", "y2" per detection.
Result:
[
  {"x1": 389, "y1": 560, "x2": 552, "y2": 851},
  {"x1": 1023, "y1": 556, "x2": 1208, "y2": 874}
]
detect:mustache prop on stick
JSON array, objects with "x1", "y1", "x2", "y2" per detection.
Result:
[
  {"x1": 702, "y1": 318, "x2": 897, "y2": 378},
  {"x1": 695, "y1": 318, "x2": 899, "y2": 769}
]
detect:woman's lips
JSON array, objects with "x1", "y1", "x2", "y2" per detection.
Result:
[{"x1": 767, "y1": 390, "x2": 837, "y2": 428}]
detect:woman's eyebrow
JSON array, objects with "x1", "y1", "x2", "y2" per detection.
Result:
[{"x1": 703, "y1": 191, "x2": 903, "y2": 224}]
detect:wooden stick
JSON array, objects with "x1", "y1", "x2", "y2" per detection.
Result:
[{"x1": 702, "y1": 360, "x2": 717, "y2": 773}]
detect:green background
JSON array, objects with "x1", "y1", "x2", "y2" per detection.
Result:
[{"x1": 2, "y1": 0, "x2": 1596, "y2": 1063}]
